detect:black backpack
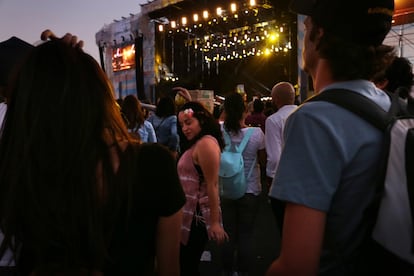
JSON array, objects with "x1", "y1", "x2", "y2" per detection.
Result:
[{"x1": 307, "y1": 88, "x2": 414, "y2": 275}]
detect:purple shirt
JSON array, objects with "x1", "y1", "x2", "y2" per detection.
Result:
[{"x1": 245, "y1": 112, "x2": 267, "y2": 133}]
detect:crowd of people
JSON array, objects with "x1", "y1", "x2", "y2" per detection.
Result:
[{"x1": 0, "y1": 0, "x2": 413, "y2": 275}]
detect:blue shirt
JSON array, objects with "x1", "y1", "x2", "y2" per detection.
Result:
[
  {"x1": 147, "y1": 114, "x2": 179, "y2": 151},
  {"x1": 273, "y1": 80, "x2": 391, "y2": 274},
  {"x1": 129, "y1": 120, "x2": 157, "y2": 143}
]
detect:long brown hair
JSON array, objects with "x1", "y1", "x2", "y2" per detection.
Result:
[
  {"x1": 0, "y1": 40, "x2": 132, "y2": 272},
  {"x1": 121, "y1": 94, "x2": 146, "y2": 129}
]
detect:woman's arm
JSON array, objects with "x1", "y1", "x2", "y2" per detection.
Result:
[
  {"x1": 194, "y1": 137, "x2": 228, "y2": 243},
  {"x1": 156, "y1": 209, "x2": 183, "y2": 276},
  {"x1": 139, "y1": 143, "x2": 185, "y2": 276},
  {"x1": 146, "y1": 121, "x2": 157, "y2": 143}
]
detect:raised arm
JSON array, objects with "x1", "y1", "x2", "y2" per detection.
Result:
[{"x1": 40, "y1": 29, "x2": 84, "y2": 48}]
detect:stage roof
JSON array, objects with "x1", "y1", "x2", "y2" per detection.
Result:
[{"x1": 394, "y1": 0, "x2": 414, "y2": 25}]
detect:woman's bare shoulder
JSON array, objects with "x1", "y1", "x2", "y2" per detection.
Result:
[{"x1": 197, "y1": 135, "x2": 218, "y2": 148}]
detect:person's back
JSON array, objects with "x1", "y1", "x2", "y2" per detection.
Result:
[
  {"x1": 220, "y1": 93, "x2": 266, "y2": 275},
  {"x1": 222, "y1": 93, "x2": 266, "y2": 197},
  {"x1": 148, "y1": 114, "x2": 177, "y2": 146},
  {"x1": 266, "y1": 0, "x2": 398, "y2": 275},
  {"x1": 278, "y1": 84, "x2": 389, "y2": 274},
  {"x1": 104, "y1": 143, "x2": 184, "y2": 275},
  {"x1": 138, "y1": 120, "x2": 157, "y2": 143},
  {"x1": 245, "y1": 98, "x2": 267, "y2": 132},
  {"x1": 265, "y1": 81, "x2": 297, "y2": 229},
  {"x1": 148, "y1": 96, "x2": 179, "y2": 153},
  {"x1": 0, "y1": 38, "x2": 185, "y2": 275},
  {"x1": 121, "y1": 94, "x2": 157, "y2": 143},
  {"x1": 223, "y1": 127, "x2": 264, "y2": 193}
]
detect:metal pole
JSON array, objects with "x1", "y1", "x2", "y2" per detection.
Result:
[
  {"x1": 187, "y1": 34, "x2": 191, "y2": 73},
  {"x1": 398, "y1": 24, "x2": 405, "y2": 57},
  {"x1": 171, "y1": 35, "x2": 175, "y2": 73}
]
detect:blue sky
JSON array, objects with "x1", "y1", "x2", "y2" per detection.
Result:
[{"x1": 0, "y1": 0, "x2": 146, "y2": 61}]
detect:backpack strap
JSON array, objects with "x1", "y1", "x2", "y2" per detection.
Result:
[
  {"x1": 407, "y1": 129, "x2": 414, "y2": 253},
  {"x1": 240, "y1": 128, "x2": 255, "y2": 179},
  {"x1": 305, "y1": 89, "x2": 393, "y2": 196},
  {"x1": 238, "y1": 128, "x2": 254, "y2": 153},
  {"x1": 307, "y1": 88, "x2": 414, "y2": 257},
  {"x1": 222, "y1": 130, "x2": 232, "y2": 150},
  {"x1": 246, "y1": 152, "x2": 257, "y2": 180},
  {"x1": 408, "y1": 97, "x2": 414, "y2": 115},
  {"x1": 223, "y1": 127, "x2": 256, "y2": 179},
  {"x1": 223, "y1": 127, "x2": 254, "y2": 152},
  {"x1": 305, "y1": 88, "x2": 397, "y2": 131}
]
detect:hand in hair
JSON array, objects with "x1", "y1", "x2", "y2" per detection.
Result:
[
  {"x1": 173, "y1": 87, "x2": 192, "y2": 102},
  {"x1": 40, "y1": 29, "x2": 84, "y2": 48}
]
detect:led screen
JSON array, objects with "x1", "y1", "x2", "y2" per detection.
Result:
[{"x1": 112, "y1": 44, "x2": 135, "y2": 72}]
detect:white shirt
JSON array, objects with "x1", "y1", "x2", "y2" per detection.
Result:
[
  {"x1": 264, "y1": 104, "x2": 297, "y2": 179},
  {"x1": 221, "y1": 124, "x2": 265, "y2": 195},
  {"x1": 0, "y1": 232, "x2": 14, "y2": 266},
  {"x1": 0, "y1": 102, "x2": 7, "y2": 129},
  {"x1": 0, "y1": 103, "x2": 14, "y2": 266}
]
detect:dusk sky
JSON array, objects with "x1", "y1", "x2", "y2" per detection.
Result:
[
  {"x1": 1, "y1": 1, "x2": 413, "y2": 63},
  {"x1": 0, "y1": 0, "x2": 146, "y2": 61}
]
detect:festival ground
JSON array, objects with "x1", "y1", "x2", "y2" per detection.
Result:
[{"x1": 200, "y1": 192, "x2": 281, "y2": 276}]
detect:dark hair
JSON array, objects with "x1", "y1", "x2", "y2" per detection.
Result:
[
  {"x1": 121, "y1": 94, "x2": 146, "y2": 128},
  {"x1": 292, "y1": 0, "x2": 394, "y2": 47},
  {"x1": 0, "y1": 40, "x2": 131, "y2": 269},
  {"x1": 252, "y1": 98, "x2": 264, "y2": 113},
  {"x1": 0, "y1": 37, "x2": 34, "y2": 88},
  {"x1": 177, "y1": 101, "x2": 224, "y2": 153},
  {"x1": 309, "y1": 18, "x2": 395, "y2": 81},
  {"x1": 385, "y1": 57, "x2": 413, "y2": 98},
  {"x1": 223, "y1": 93, "x2": 246, "y2": 134},
  {"x1": 155, "y1": 96, "x2": 176, "y2": 117}
]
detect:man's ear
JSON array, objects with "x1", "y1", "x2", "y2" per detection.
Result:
[
  {"x1": 315, "y1": 26, "x2": 324, "y2": 47},
  {"x1": 375, "y1": 79, "x2": 389, "y2": 90}
]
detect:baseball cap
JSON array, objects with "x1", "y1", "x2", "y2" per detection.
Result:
[
  {"x1": 290, "y1": 0, "x2": 394, "y2": 46},
  {"x1": 0, "y1": 36, "x2": 34, "y2": 86}
]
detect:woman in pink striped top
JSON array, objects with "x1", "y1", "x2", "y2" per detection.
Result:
[{"x1": 177, "y1": 101, "x2": 228, "y2": 276}]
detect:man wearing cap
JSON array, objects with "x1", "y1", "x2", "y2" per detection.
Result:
[{"x1": 266, "y1": 0, "x2": 398, "y2": 275}]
